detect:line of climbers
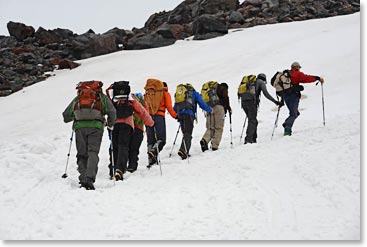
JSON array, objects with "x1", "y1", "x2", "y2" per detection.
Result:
[{"x1": 62, "y1": 61, "x2": 324, "y2": 190}]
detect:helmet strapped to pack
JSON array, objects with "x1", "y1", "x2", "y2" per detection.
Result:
[
  {"x1": 271, "y1": 70, "x2": 293, "y2": 95},
  {"x1": 112, "y1": 80, "x2": 130, "y2": 101},
  {"x1": 73, "y1": 80, "x2": 105, "y2": 121},
  {"x1": 201, "y1": 81, "x2": 220, "y2": 107},
  {"x1": 174, "y1": 83, "x2": 195, "y2": 111},
  {"x1": 111, "y1": 80, "x2": 133, "y2": 119}
]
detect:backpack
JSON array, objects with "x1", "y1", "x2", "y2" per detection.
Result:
[
  {"x1": 112, "y1": 81, "x2": 133, "y2": 119},
  {"x1": 144, "y1": 78, "x2": 164, "y2": 115},
  {"x1": 133, "y1": 93, "x2": 145, "y2": 127},
  {"x1": 174, "y1": 83, "x2": 195, "y2": 111},
  {"x1": 73, "y1": 80, "x2": 105, "y2": 120},
  {"x1": 271, "y1": 70, "x2": 293, "y2": 95},
  {"x1": 201, "y1": 81, "x2": 220, "y2": 107},
  {"x1": 238, "y1": 75, "x2": 257, "y2": 100},
  {"x1": 112, "y1": 80, "x2": 130, "y2": 101}
]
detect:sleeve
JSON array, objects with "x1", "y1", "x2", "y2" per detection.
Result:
[
  {"x1": 62, "y1": 98, "x2": 76, "y2": 123},
  {"x1": 195, "y1": 91, "x2": 212, "y2": 113},
  {"x1": 164, "y1": 92, "x2": 177, "y2": 119},
  {"x1": 259, "y1": 81, "x2": 278, "y2": 104},
  {"x1": 132, "y1": 96, "x2": 154, "y2": 127},
  {"x1": 104, "y1": 95, "x2": 116, "y2": 127},
  {"x1": 292, "y1": 71, "x2": 319, "y2": 84}
]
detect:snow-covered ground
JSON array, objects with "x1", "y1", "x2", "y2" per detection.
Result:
[{"x1": 0, "y1": 13, "x2": 360, "y2": 241}]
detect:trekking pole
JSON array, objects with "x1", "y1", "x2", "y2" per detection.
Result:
[
  {"x1": 169, "y1": 125, "x2": 181, "y2": 158},
  {"x1": 239, "y1": 116, "x2": 247, "y2": 144},
  {"x1": 317, "y1": 81, "x2": 326, "y2": 126},
  {"x1": 153, "y1": 127, "x2": 163, "y2": 176},
  {"x1": 209, "y1": 113, "x2": 213, "y2": 149},
  {"x1": 145, "y1": 100, "x2": 163, "y2": 175},
  {"x1": 109, "y1": 130, "x2": 116, "y2": 185},
  {"x1": 229, "y1": 112, "x2": 233, "y2": 148},
  {"x1": 271, "y1": 106, "x2": 281, "y2": 140},
  {"x1": 61, "y1": 130, "x2": 74, "y2": 179},
  {"x1": 182, "y1": 134, "x2": 190, "y2": 164}
]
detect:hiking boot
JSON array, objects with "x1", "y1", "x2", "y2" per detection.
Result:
[
  {"x1": 80, "y1": 177, "x2": 95, "y2": 190},
  {"x1": 200, "y1": 139, "x2": 208, "y2": 152},
  {"x1": 127, "y1": 167, "x2": 137, "y2": 173},
  {"x1": 284, "y1": 129, "x2": 292, "y2": 136},
  {"x1": 148, "y1": 149, "x2": 158, "y2": 158},
  {"x1": 115, "y1": 170, "x2": 124, "y2": 181},
  {"x1": 212, "y1": 147, "x2": 218, "y2": 151},
  {"x1": 178, "y1": 150, "x2": 188, "y2": 160},
  {"x1": 147, "y1": 157, "x2": 157, "y2": 168}
]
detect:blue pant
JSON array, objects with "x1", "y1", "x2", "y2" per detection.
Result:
[
  {"x1": 283, "y1": 92, "x2": 300, "y2": 131},
  {"x1": 146, "y1": 115, "x2": 166, "y2": 151}
]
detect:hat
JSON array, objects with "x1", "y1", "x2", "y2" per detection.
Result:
[
  {"x1": 221, "y1": 82, "x2": 229, "y2": 89},
  {"x1": 257, "y1": 73, "x2": 266, "y2": 81},
  {"x1": 135, "y1": 93, "x2": 143, "y2": 98},
  {"x1": 291, "y1": 61, "x2": 302, "y2": 68}
]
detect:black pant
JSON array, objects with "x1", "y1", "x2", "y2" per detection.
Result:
[
  {"x1": 179, "y1": 114, "x2": 194, "y2": 154},
  {"x1": 128, "y1": 128, "x2": 144, "y2": 171},
  {"x1": 112, "y1": 123, "x2": 133, "y2": 174},
  {"x1": 242, "y1": 100, "x2": 258, "y2": 143}
]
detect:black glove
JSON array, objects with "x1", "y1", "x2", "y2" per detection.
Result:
[
  {"x1": 275, "y1": 101, "x2": 284, "y2": 107},
  {"x1": 176, "y1": 115, "x2": 180, "y2": 122}
]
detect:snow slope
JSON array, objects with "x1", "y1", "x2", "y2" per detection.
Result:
[{"x1": 0, "y1": 13, "x2": 360, "y2": 240}]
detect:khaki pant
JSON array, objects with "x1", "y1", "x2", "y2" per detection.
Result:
[{"x1": 202, "y1": 105, "x2": 225, "y2": 149}]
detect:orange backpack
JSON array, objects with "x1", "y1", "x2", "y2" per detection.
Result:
[
  {"x1": 144, "y1": 78, "x2": 164, "y2": 115},
  {"x1": 74, "y1": 80, "x2": 104, "y2": 114}
]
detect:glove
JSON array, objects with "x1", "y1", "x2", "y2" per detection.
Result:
[
  {"x1": 275, "y1": 101, "x2": 284, "y2": 107},
  {"x1": 107, "y1": 125, "x2": 114, "y2": 130},
  {"x1": 176, "y1": 115, "x2": 180, "y2": 122},
  {"x1": 319, "y1": 77, "x2": 325, "y2": 83}
]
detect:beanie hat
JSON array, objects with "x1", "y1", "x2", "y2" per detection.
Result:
[
  {"x1": 291, "y1": 61, "x2": 302, "y2": 68},
  {"x1": 257, "y1": 73, "x2": 266, "y2": 81}
]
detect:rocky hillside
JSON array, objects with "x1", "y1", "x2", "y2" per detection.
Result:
[{"x1": 0, "y1": 0, "x2": 359, "y2": 96}]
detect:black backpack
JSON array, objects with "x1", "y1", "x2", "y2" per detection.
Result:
[{"x1": 112, "y1": 81, "x2": 133, "y2": 118}]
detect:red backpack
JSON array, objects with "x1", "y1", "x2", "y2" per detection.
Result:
[{"x1": 74, "y1": 80, "x2": 104, "y2": 113}]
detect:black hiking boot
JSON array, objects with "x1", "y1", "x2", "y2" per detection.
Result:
[
  {"x1": 148, "y1": 149, "x2": 158, "y2": 159},
  {"x1": 127, "y1": 167, "x2": 137, "y2": 173},
  {"x1": 178, "y1": 150, "x2": 188, "y2": 160},
  {"x1": 147, "y1": 157, "x2": 157, "y2": 169},
  {"x1": 115, "y1": 170, "x2": 124, "y2": 181},
  {"x1": 80, "y1": 177, "x2": 95, "y2": 190},
  {"x1": 200, "y1": 139, "x2": 209, "y2": 152}
]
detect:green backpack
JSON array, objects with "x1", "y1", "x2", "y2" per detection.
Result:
[
  {"x1": 201, "y1": 81, "x2": 220, "y2": 107},
  {"x1": 174, "y1": 83, "x2": 195, "y2": 111}
]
